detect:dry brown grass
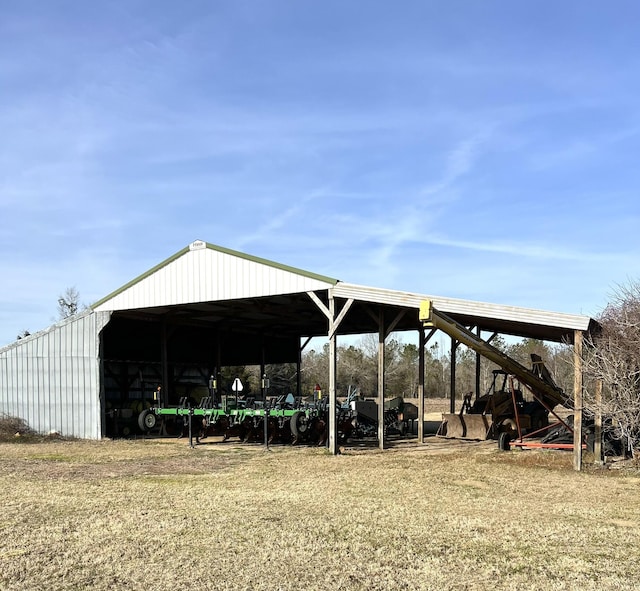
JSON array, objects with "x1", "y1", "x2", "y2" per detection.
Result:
[{"x1": 1, "y1": 437, "x2": 639, "y2": 591}]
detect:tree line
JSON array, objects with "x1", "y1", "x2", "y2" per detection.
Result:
[{"x1": 234, "y1": 334, "x2": 574, "y2": 403}]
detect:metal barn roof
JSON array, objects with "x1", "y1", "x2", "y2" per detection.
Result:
[
  {"x1": 332, "y1": 283, "x2": 594, "y2": 343},
  {"x1": 92, "y1": 240, "x2": 595, "y2": 344}
]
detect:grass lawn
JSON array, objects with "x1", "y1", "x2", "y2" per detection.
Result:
[{"x1": 1, "y1": 436, "x2": 639, "y2": 591}]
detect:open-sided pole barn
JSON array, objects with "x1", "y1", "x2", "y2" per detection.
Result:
[{"x1": 0, "y1": 240, "x2": 596, "y2": 468}]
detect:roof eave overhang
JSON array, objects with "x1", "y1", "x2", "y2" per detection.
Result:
[{"x1": 331, "y1": 282, "x2": 594, "y2": 343}]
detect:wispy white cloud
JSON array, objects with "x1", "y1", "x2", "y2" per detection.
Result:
[
  {"x1": 415, "y1": 234, "x2": 627, "y2": 264},
  {"x1": 420, "y1": 129, "x2": 492, "y2": 197}
]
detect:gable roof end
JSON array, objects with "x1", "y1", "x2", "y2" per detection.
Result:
[{"x1": 92, "y1": 240, "x2": 338, "y2": 312}]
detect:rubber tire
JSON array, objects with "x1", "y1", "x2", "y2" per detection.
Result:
[
  {"x1": 138, "y1": 409, "x2": 157, "y2": 432},
  {"x1": 498, "y1": 431, "x2": 512, "y2": 451},
  {"x1": 290, "y1": 411, "x2": 308, "y2": 438}
]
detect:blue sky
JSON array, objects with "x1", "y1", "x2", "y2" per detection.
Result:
[{"x1": 2, "y1": 1, "x2": 640, "y2": 346}]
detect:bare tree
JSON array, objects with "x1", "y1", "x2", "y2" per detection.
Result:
[
  {"x1": 301, "y1": 344, "x2": 329, "y2": 395},
  {"x1": 57, "y1": 287, "x2": 81, "y2": 320},
  {"x1": 582, "y1": 281, "x2": 640, "y2": 457},
  {"x1": 338, "y1": 344, "x2": 375, "y2": 396}
]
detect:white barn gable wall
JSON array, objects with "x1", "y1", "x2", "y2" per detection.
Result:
[{"x1": 95, "y1": 243, "x2": 336, "y2": 312}]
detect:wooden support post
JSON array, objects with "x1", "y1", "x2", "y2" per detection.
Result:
[
  {"x1": 594, "y1": 379, "x2": 604, "y2": 466},
  {"x1": 260, "y1": 339, "x2": 266, "y2": 403},
  {"x1": 378, "y1": 310, "x2": 385, "y2": 451},
  {"x1": 298, "y1": 337, "x2": 312, "y2": 398},
  {"x1": 418, "y1": 328, "x2": 425, "y2": 444},
  {"x1": 306, "y1": 291, "x2": 354, "y2": 456},
  {"x1": 449, "y1": 338, "x2": 457, "y2": 414},
  {"x1": 296, "y1": 340, "x2": 302, "y2": 397},
  {"x1": 475, "y1": 326, "x2": 481, "y2": 400},
  {"x1": 573, "y1": 330, "x2": 584, "y2": 472},
  {"x1": 216, "y1": 331, "x2": 222, "y2": 397},
  {"x1": 328, "y1": 295, "x2": 338, "y2": 455}
]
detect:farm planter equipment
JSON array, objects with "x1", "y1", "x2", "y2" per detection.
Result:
[
  {"x1": 137, "y1": 390, "x2": 415, "y2": 447},
  {"x1": 138, "y1": 393, "x2": 355, "y2": 447}
]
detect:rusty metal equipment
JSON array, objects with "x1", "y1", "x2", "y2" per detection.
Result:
[
  {"x1": 419, "y1": 301, "x2": 570, "y2": 409},
  {"x1": 347, "y1": 394, "x2": 414, "y2": 438},
  {"x1": 420, "y1": 301, "x2": 584, "y2": 449},
  {"x1": 437, "y1": 368, "x2": 553, "y2": 441}
]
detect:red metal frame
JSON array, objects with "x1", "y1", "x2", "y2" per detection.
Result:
[
  {"x1": 510, "y1": 441, "x2": 586, "y2": 450},
  {"x1": 508, "y1": 377, "x2": 585, "y2": 451}
]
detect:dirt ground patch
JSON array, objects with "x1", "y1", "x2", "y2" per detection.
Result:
[{"x1": 1, "y1": 437, "x2": 639, "y2": 591}]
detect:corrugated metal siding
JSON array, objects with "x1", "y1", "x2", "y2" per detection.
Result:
[
  {"x1": 331, "y1": 283, "x2": 592, "y2": 331},
  {"x1": 0, "y1": 311, "x2": 111, "y2": 439},
  {"x1": 95, "y1": 247, "x2": 336, "y2": 312}
]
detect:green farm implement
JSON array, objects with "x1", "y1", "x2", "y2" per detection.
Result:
[
  {"x1": 137, "y1": 391, "x2": 357, "y2": 447},
  {"x1": 136, "y1": 382, "x2": 415, "y2": 448}
]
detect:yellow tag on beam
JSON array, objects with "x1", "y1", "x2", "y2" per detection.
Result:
[{"x1": 419, "y1": 300, "x2": 433, "y2": 323}]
